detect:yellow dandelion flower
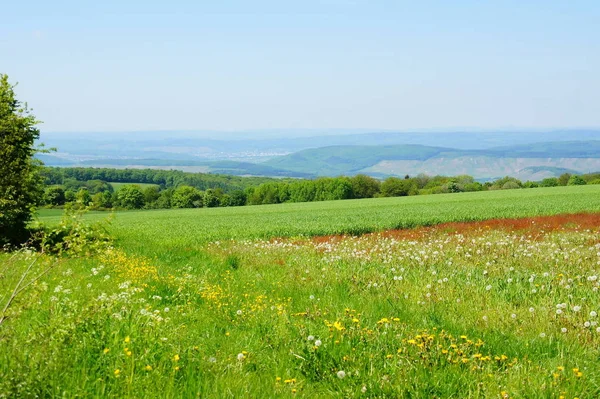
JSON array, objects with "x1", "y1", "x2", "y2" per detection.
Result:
[
  {"x1": 173, "y1": 354, "x2": 180, "y2": 362},
  {"x1": 124, "y1": 336, "x2": 130, "y2": 344},
  {"x1": 114, "y1": 369, "x2": 121, "y2": 377},
  {"x1": 145, "y1": 365, "x2": 152, "y2": 371},
  {"x1": 103, "y1": 348, "x2": 110, "y2": 354}
]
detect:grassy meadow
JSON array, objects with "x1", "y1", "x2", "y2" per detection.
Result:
[{"x1": 2, "y1": 185, "x2": 600, "y2": 398}]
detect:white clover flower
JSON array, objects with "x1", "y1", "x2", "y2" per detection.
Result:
[
  {"x1": 539, "y1": 333, "x2": 546, "y2": 338},
  {"x1": 314, "y1": 340, "x2": 322, "y2": 347},
  {"x1": 590, "y1": 311, "x2": 597, "y2": 318},
  {"x1": 556, "y1": 309, "x2": 563, "y2": 315},
  {"x1": 584, "y1": 321, "x2": 591, "y2": 328},
  {"x1": 529, "y1": 307, "x2": 535, "y2": 313},
  {"x1": 485, "y1": 285, "x2": 492, "y2": 291},
  {"x1": 208, "y1": 357, "x2": 217, "y2": 363},
  {"x1": 561, "y1": 328, "x2": 568, "y2": 333},
  {"x1": 236, "y1": 309, "x2": 242, "y2": 315},
  {"x1": 573, "y1": 305, "x2": 582, "y2": 312},
  {"x1": 307, "y1": 335, "x2": 315, "y2": 341},
  {"x1": 511, "y1": 313, "x2": 517, "y2": 319},
  {"x1": 164, "y1": 307, "x2": 170, "y2": 313},
  {"x1": 361, "y1": 386, "x2": 367, "y2": 393},
  {"x1": 596, "y1": 327, "x2": 600, "y2": 333},
  {"x1": 337, "y1": 370, "x2": 346, "y2": 379},
  {"x1": 237, "y1": 353, "x2": 245, "y2": 361}
]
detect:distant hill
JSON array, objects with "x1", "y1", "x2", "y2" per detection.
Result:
[
  {"x1": 38, "y1": 129, "x2": 600, "y2": 163},
  {"x1": 37, "y1": 133, "x2": 600, "y2": 180},
  {"x1": 263, "y1": 141, "x2": 600, "y2": 180}
]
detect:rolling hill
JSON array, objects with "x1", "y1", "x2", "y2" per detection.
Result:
[{"x1": 262, "y1": 141, "x2": 600, "y2": 180}]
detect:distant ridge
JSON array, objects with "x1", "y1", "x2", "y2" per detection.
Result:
[{"x1": 262, "y1": 141, "x2": 600, "y2": 180}]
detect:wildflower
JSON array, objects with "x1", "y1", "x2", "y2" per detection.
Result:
[
  {"x1": 485, "y1": 285, "x2": 492, "y2": 291},
  {"x1": 337, "y1": 370, "x2": 346, "y2": 379},
  {"x1": 590, "y1": 311, "x2": 597, "y2": 318},
  {"x1": 307, "y1": 335, "x2": 315, "y2": 341},
  {"x1": 208, "y1": 357, "x2": 217, "y2": 363},
  {"x1": 529, "y1": 307, "x2": 535, "y2": 313},
  {"x1": 173, "y1": 354, "x2": 180, "y2": 362},
  {"x1": 114, "y1": 369, "x2": 121, "y2": 377},
  {"x1": 145, "y1": 365, "x2": 152, "y2": 371},
  {"x1": 573, "y1": 305, "x2": 581, "y2": 312},
  {"x1": 237, "y1": 353, "x2": 245, "y2": 361},
  {"x1": 314, "y1": 340, "x2": 322, "y2": 347},
  {"x1": 124, "y1": 336, "x2": 130, "y2": 344},
  {"x1": 561, "y1": 328, "x2": 568, "y2": 333},
  {"x1": 361, "y1": 386, "x2": 367, "y2": 393},
  {"x1": 236, "y1": 309, "x2": 242, "y2": 315},
  {"x1": 103, "y1": 348, "x2": 110, "y2": 354}
]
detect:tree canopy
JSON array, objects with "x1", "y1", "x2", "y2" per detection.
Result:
[{"x1": 0, "y1": 74, "x2": 43, "y2": 246}]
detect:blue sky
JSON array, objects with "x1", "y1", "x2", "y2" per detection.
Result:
[{"x1": 1, "y1": 0, "x2": 599, "y2": 133}]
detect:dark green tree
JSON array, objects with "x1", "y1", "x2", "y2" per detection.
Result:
[
  {"x1": 350, "y1": 174, "x2": 381, "y2": 199},
  {"x1": 568, "y1": 175, "x2": 586, "y2": 186},
  {"x1": 0, "y1": 74, "x2": 44, "y2": 245},
  {"x1": 117, "y1": 185, "x2": 145, "y2": 209},
  {"x1": 557, "y1": 173, "x2": 571, "y2": 186},
  {"x1": 44, "y1": 186, "x2": 66, "y2": 206},
  {"x1": 171, "y1": 186, "x2": 203, "y2": 208}
]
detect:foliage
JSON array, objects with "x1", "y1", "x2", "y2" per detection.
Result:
[
  {"x1": 0, "y1": 74, "x2": 44, "y2": 246},
  {"x1": 116, "y1": 184, "x2": 145, "y2": 209},
  {"x1": 568, "y1": 175, "x2": 587, "y2": 186},
  {"x1": 380, "y1": 177, "x2": 417, "y2": 197},
  {"x1": 171, "y1": 185, "x2": 203, "y2": 208},
  {"x1": 32, "y1": 207, "x2": 113, "y2": 256},
  {"x1": 43, "y1": 186, "x2": 66, "y2": 206}
]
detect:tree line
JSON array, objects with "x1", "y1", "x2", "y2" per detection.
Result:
[{"x1": 40, "y1": 166, "x2": 600, "y2": 210}]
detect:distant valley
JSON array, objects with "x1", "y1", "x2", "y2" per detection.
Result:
[{"x1": 38, "y1": 130, "x2": 600, "y2": 181}]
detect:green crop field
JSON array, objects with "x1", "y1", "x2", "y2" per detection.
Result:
[
  {"x1": 37, "y1": 184, "x2": 600, "y2": 252},
  {"x1": 3, "y1": 185, "x2": 600, "y2": 398}
]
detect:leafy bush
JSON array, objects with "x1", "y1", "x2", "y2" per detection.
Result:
[{"x1": 32, "y1": 207, "x2": 113, "y2": 256}]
